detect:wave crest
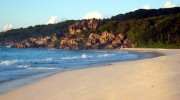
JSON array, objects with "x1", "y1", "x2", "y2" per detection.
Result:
[
  {"x1": 0, "y1": 60, "x2": 18, "y2": 66},
  {"x1": 17, "y1": 65, "x2": 61, "y2": 70},
  {"x1": 97, "y1": 54, "x2": 115, "y2": 57},
  {"x1": 60, "y1": 53, "x2": 116, "y2": 60},
  {"x1": 61, "y1": 53, "x2": 90, "y2": 60}
]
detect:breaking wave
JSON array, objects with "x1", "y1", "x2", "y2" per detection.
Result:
[
  {"x1": 97, "y1": 54, "x2": 115, "y2": 57},
  {"x1": 60, "y1": 53, "x2": 116, "y2": 60},
  {"x1": 61, "y1": 53, "x2": 89, "y2": 60},
  {"x1": 0, "y1": 60, "x2": 18, "y2": 66},
  {"x1": 17, "y1": 65, "x2": 61, "y2": 70}
]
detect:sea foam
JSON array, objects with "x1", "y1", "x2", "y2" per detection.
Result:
[
  {"x1": 61, "y1": 53, "x2": 90, "y2": 60},
  {"x1": 60, "y1": 53, "x2": 116, "y2": 60},
  {"x1": 17, "y1": 65, "x2": 61, "y2": 70},
  {"x1": 0, "y1": 60, "x2": 18, "y2": 66}
]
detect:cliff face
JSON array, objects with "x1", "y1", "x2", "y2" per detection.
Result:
[{"x1": 11, "y1": 18, "x2": 133, "y2": 50}]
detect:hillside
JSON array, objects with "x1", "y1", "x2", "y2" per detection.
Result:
[
  {"x1": 0, "y1": 7, "x2": 180, "y2": 49},
  {"x1": 0, "y1": 20, "x2": 76, "y2": 43},
  {"x1": 111, "y1": 7, "x2": 180, "y2": 21}
]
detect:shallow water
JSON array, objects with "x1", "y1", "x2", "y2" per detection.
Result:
[{"x1": 0, "y1": 47, "x2": 153, "y2": 93}]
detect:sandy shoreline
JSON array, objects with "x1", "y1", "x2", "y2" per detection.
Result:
[{"x1": 0, "y1": 48, "x2": 180, "y2": 100}]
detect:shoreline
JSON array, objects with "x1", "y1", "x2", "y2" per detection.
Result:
[
  {"x1": 0, "y1": 48, "x2": 180, "y2": 100},
  {"x1": 0, "y1": 48, "x2": 158, "y2": 94}
]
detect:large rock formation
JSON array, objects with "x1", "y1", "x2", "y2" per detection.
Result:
[
  {"x1": 84, "y1": 31, "x2": 133, "y2": 49},
  {"x1": 34, "y1": 36, "x2": 52, "y2": 45},
  {"x1": 85, "y1": 33, "x2": 101, "y2": 49},
  {"x1": 69, "y1": 21, "x2": 88, "y2": 35},
  {"x1": 88, "y1": 33, "x2": 100, "y2": 44},
  {"x1": 59, "y1": 38, "x2": 83, "y2": 50},
  {"x1": 69, "y1": 19, "x2": 103, "y2": 35},
  {"x1": 11, "y1": 18, "x2": 134, "y2": 50},
  {"x1": 88, "y1": 18, "x2": 103, "y2": 29},
  {"x1": 99, "y1": 31, "x2": 115, "y2": 44},
  {"x1": 12, "y1": 34, "x2": 60, "y2": 48},
  {"x1": 112, "y1": 34, "x2": 124, "y2": 47}
]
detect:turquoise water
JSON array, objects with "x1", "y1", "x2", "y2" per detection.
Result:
[{"x1": 0, "y1": 47, "x2": 152, "y2": 93}]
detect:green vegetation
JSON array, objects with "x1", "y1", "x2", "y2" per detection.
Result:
[
  {"x1": 127, "y1": 14, "x2": 180, "y2": 48},
  {"x1": 98, "y1": 14, "x2": 180, "y2": 48},
  {"x1": 98, "y1": 21, "x2": 117, "y2": 32},
  {"x1": 0, "y1": 7, "x2": 180, "y2": 49},
  {"x1": 111, "y1": 7, "x2": 180, "y2": 21},
  {"x1": 0, "y1": 20, "x2": 75, "y2": 43}
]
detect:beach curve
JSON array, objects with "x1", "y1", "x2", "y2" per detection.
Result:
[{"x1": 0, "y1": 48, "x2": 179, "y2": 100}]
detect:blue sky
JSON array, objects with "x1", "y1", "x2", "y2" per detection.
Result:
[{"x1": 0, "y1": 0, "x2": 179, "y2": 31}]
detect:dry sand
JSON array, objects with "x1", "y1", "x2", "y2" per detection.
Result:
[{"x1": 0, "y1": 48, "x2": 180, "y2": 100}]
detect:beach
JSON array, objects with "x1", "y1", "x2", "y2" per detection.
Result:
[{"x1": 0, "y1": 48, "x2": 180, "y2": 100}]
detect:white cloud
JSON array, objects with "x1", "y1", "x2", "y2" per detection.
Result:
[
  {"x1": 164, "y1": 1, "x2": 176, "y2": 8},
  {"x1": 47, "y1": 16, "x2": 58, "y2": 24},
  {"x1": 3, "y1": 24, "x2": 13, "y2": 31},
  {"x1": 83, "y1": 11, "x2": 103, "y2": 19},
  {"x1": 143, "y1": 5, "x2": 150, "y2": 9}
]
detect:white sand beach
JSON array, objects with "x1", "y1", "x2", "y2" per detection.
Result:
[{"x1": 0, "y1": 49, "x2": 180, "y2": 100}]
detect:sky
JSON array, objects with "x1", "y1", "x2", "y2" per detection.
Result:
[{"x1": 0, "y1": 0, "x2": 179, "y2": 32}]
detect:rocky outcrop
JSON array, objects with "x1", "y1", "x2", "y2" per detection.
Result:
[
  {"x1": 11, "y1": 18, "x2": 133, "y2": 50},
  {"x1": 112, "y1": 34, "x2": 124, "y2": 47},
  {"x1": 69, "y1": 21, "x2": 88, "y2": 35},
  {"x1": 69, "y1": 18, "x2": 103, "y2": 35},
  {"x1": 99, "y1": 31, "x2": 115, "y2": 44},
  {"x1": 91, "y1": 43, "x2": 100, "y2": 49},
  {"x1": 85, "y1": 33, "x2": 101, "y2": 49},
  {"x1": 84, "y1": 31, "x2": 133, "y2": 50},
  {"x1": 123, "y1": 39, "x2": 134, "y2": 48},
  {"x1": 59, "y1": 38, "x2": 83, "y2": 50},
  {"x1": 33, "y1": 36, "x2": 52, "y2": 45},
  {"x1": 88, "y1": 33, "x2": 100, "y2": 45},
  {"x1": 12, "y1": 34, "x2": 60, "y2": 48},
  {"x1": 104, "y1": 44, "x2": 114, "y2": 49},
  {"x1": 88, "y1": 18, "x2": 103, "y2": 29},
  {"x1": 69, "y1": 25, "x2": 77, "y2": 35}
]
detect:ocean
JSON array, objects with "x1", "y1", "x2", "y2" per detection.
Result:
[{"x1": 0, "y1": 47, "x2": 153, "y2": 93}]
